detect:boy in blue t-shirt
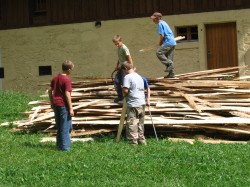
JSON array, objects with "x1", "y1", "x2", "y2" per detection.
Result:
[
  {"x1": 150, "y1": 12, "x2": 176, "y2": 78},
  {"x1": 141, "y1": 76, "x2": 150, "y2": 106}
]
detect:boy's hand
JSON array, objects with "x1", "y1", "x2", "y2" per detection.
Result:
[
  {"x1": 50, "y1": 104, "x2": 54, "y2": 109},
  {"x1": 69, "y1": 109, "x2": 74, "y2": 117}
]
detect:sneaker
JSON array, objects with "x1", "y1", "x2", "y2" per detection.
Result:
[
  {"x1": 164, "y1": 65, "x2": 174, "y2": 72},
  {"x1": 164, "y1": 72, "x2": 175, "y2": 78},
  {"x1": 164, "y1": 68, "x2": 170, "y2": 72}
]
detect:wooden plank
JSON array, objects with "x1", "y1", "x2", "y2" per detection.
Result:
[
  {"x1": 168, "y1": 138, "x2": 248, "y2": 144},
  {"x1": 72, "y1": 85, "x2": 114, "y2": 92},
  {"x1": 139, "y1": 36, "x2": 185, "y2": 52},
  {"x1": 40, "y1": 137, "x2": 94, "y2": 142},
  {"x1": 67, "y1": 117, "x2": 250, "y2": 126},
  {"x1": 156, "y1": 82, "x2": 195, "y2": 92},
  {"x1": 116, "y1": 99, "x2": 127, "y2": 143},
  {"x1": 186, "y1": 124, "x2": 250, "y2": 135},
  {"x1": 230, "y1": 111, "x2": 250, "y2": 118},
  {"x1": 152, "y1": 117, "x2": 250, "y2": 126},
  {"x1": 190, "y1": 95, "x2": 221, "y2": 108},
  {"x1": 178, "y1": 92, "x2": 202, "y2": 113},
  {"x1": 29, "y1": 106, "x2": 41, "y2": 122},
  {"x1": 17, "y1": 100, "x2": 100, "y2": 126},
  {"x1": 175, "y1": 66, "x2": 243, "y2": 79},
  {"x1": 213, "y1": 88, "x2": 250, "y2": 93}
]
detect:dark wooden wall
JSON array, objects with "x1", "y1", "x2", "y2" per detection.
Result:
[{"x1": 1, "y1": 0, "x2": 250, "y2": 30}]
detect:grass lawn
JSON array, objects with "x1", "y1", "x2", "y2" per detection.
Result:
[{"x1": 0, "y1": 91, "x2": 250, "y2": 187}]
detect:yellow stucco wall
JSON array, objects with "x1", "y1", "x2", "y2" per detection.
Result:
[{"x1": 0, "y1": 9, "x2": 250, "y2": 94}]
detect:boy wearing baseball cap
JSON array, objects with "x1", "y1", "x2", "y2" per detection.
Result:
[{"x1": 151, "y1": 12, "x2": 176, "y2": 78}]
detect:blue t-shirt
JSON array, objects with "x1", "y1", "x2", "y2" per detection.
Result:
[
  {"x1": 158, "y1": 20, "x2": 176, "y2": 46},
  {"x1": 141, "y1": 76, "x2": 149, "y2": 99},
  {"x1": 123, "y1": 73, "x2": 145, "y2": 107},
  {"x1": 141, "y1": 76, "x2": 149, "y2": 90}
]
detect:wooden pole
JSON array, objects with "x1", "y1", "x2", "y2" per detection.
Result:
[
  {"x1": 116, "y1": 99, "x2": 127, "y2": 143},
  {"x1": 139, "y1": 36, "x2": 185, "y2": 52}
]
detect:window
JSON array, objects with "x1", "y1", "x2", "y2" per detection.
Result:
[
  {"x1": 30, "y1": 0, "x2": 47, "y2": 25},
  {"x1": 0, "y1": 1, "x2": 2, "y2": 22},
  {"x1": 39, "y1": 66, "x2": 51, "y2": 76},
  {"x1": 0, "y1": 67, "x2": 4, "y2": 78},
  {"x1": 176, "y1": 26, "x2": 198, "y2": 41},
  {"x1": 33, "y1": 0, "x2": 47, "y2": 16}
]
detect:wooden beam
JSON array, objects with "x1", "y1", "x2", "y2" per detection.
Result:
[
  {"x1": 175, "y1": 92, "x2": 202, "y2": 113},
  {"x1": 116, "y1": 99, "x2": 127, "y2": 143},
  {"x1": 168, "y1": 138, "x2": 248, "y2": 144},
  {"x1": 18, "y1": 100, "x2": 101, "y2": 126}
]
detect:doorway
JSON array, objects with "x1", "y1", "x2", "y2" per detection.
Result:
[{"x1": 205, "y1": 22, "x2": 238, "y2": 69}]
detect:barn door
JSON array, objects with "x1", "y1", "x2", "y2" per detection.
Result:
[{"x1": 205, "y1": 22, "x2": 238, "y2": 69}]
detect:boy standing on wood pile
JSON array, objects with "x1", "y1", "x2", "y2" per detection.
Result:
[
  {"x1": 150, "y1": 12, "x2": 176, "y2": 78},
  {"x1": 121, "y1": 61, "x2": 147, "y2": 145},
  {"x1": 48, "y1": 60, "x2": 74, "y2": 151},
  {"x1": 112, "y1": 34, "x2": 133, "y2": 104}
]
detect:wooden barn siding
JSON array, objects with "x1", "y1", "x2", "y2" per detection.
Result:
[
  {"x1": 0, "y1": 0, "x2": 30, "y2": 28},
  {"x1": 1, "y1": 0, "x2": 250, "y2": 29}
]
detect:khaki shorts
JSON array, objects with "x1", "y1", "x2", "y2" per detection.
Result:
[{"x1": 126, "y1": 105, "x2": 146, "y2": 145}]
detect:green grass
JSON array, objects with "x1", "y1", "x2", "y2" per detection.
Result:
[
  {"x1": 0, "y1": 91, "x2": 34, "y2": 123},
  {"x1": 0, "y1": 91, "x2": 250, "y2": 187}
]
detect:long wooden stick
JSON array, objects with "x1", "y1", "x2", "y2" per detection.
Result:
[
  {"x1": 178, "y1": 92, "x2": 202, "y2": 113},
  {"x1": 116, "y1": 99, "x2": 127, "y2": 143},
  {"x1": 139, "y1": 36, "x2": 185, "y2": 52},
  {"x1": 18, "y1": 100, "x2": 100, "y2": 126},
  {"x1": 168, "y1": 138, "x2": 248, "y2": 144}
]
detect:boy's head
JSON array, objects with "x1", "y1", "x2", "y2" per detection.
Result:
[
  {"x1": 112, "y1": 34, "x2": 123, "y2": 48},
  {"x1": 62, "y1": 60, "x2": 74, "y2": 74},
  {"x1": 121, "y1": 61, "x2": 133, "y2": 73},
  {"x1": 150, "y1": 12, "x2": 162, "y2": 24}
]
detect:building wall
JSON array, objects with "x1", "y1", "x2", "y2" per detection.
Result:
[{"x1": 0, "y1": 9, "x2": 250, "y2": 94}]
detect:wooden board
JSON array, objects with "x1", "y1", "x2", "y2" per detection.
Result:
[{"x1": 116, "y1": 99, "x2": 127, "y2": 143}]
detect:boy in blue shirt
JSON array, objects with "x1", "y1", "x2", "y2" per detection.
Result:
[
  {"x1": 141, "y1": 76, "x2": 150, "y2": 106},
  {"x1": 151, "y1": 12, "x2": 176, "y2": 78}
]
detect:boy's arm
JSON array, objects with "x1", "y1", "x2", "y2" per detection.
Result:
[
  {"x1": 146, "y1": 88, "x2": 151, "y2": 106},
  {"x1": 48, "y1": 87, "x2": 53, "y2": 108},
  {"x1": 122, "y1": 87, "x2": 129, "y2": 96},
  {"x1": 115, "y1": 60, "x2": 119, "y2": 70},
  {"x1": 65, "y1": 91, "x2": 74, "y2": 117},
  {"x1": 159, "y1": 34, "x2": 164, "y2": 46},
  {"x1": 127, "y1": 55, "x2": 133, "y2": 67}
]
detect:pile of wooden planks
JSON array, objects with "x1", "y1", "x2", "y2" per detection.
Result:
[{"x1": 6, "y1": 66, "x2": 250, "y2": 140}]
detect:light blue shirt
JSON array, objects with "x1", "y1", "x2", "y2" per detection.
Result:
[
  {"x1": 123, "y1": 73, "x2": 145, "y2": 107},
  {"x1": 158, "y1": 20, "x2": 176, "y2": 46}
]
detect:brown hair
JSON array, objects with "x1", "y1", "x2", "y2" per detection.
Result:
[
  {"x1": 121, "y1": 61, "x2": 133, "y2": 70},
  {"x1": 62, "y1": 60, "x2": 74, "y2": 71},
  {"x1": 112, "y1": 34, "x2": 122, "y2": 42}
]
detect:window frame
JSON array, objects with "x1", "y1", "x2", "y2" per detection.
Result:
[
  {"x1": 176, "y1": 25, "x2": 198, "y2": 42},
  {"x1": 0, "y1": 67, "x2": 4, "y2": 78},
  {"x1": 39, "y1": 65, "x2": 52, "y2": 76}
]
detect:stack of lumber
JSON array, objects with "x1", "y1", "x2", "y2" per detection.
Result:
[{"x1": 5, "y1": 66, "x2": 250, "y2": 140}]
